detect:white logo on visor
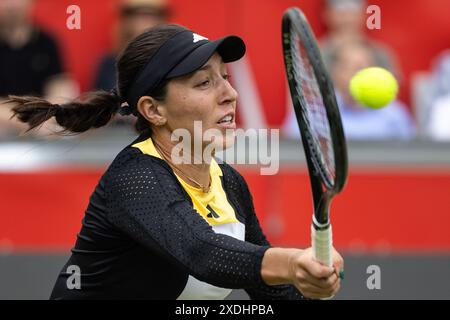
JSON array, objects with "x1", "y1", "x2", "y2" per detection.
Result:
[{"x1": 193, "y1": 33, "x2": 208, "y2": 43}]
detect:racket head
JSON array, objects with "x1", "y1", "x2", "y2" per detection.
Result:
[{"x1": 282, "y1": 7, "x2": 348, "y2": 197}]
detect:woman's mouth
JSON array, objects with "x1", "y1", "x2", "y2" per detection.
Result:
[{"x1": 217, "y1": 114, "x2": 236, "y2": 129}]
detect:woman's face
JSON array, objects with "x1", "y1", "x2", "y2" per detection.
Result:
[{"x1": 159, "y1": 52, "x2": 238, "y2": 153}]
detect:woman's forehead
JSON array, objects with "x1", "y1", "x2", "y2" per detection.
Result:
[{"x1": 199, "y1": 53, "x2": 225, "y2": 70}]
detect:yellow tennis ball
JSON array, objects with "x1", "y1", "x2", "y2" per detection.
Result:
[{"x1": 349, "y1": 67, "x2": 399, "y2": 109}]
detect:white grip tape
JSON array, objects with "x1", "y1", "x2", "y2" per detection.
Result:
[{"x1": 311, "y1": 224, "x2": 333, "y2": 267}]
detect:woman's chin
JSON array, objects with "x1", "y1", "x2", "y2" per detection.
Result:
[
  {"x1": 211, "y1": 131, "x2": 236, "y2": 151},
  {"x1": 199, "y1": 132, "x2": 235, "y2": 162}
]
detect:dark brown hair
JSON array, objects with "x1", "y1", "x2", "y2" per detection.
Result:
[{"x1": 5, "y1": 24, "x2": 187, "y2": 134}]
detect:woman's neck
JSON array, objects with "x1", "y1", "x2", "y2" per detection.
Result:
[{"x1": 151, "y1": 130, "x2": 212, "y2": 193}]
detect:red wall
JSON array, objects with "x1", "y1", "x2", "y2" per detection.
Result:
[
  {"x1": 1, "y1": 167, "x2": 450, "y2": 253},
  {"x1": 31, "y1": 0, "x2": 450, "y2": 126}
]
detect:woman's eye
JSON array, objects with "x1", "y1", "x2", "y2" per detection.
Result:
[
  {"x1": 223, "y1": 74, "x2": 230, "y2": 81},
  {"x1": 197, "y1": 80, "x2": 210, "y2": 87}
]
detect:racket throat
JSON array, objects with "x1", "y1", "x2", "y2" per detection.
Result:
[
  {"x1": 312, "y1": 214, "x2": 329, "y2": 231},
  {"x1": 314, "y1": 191, "x2": 332, "y2": 225}
]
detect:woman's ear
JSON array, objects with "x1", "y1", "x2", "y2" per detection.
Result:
[{"x1": 136, "y1": 96, "x2": 167, "y2": 126}]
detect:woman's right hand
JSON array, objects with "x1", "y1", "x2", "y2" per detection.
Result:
[{"x1": 288, "y1": 247, "x2": 342, "y2": 299}]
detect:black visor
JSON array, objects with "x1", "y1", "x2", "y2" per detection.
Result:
[
  {"x1": 166, "y1": 35, "x2": 245, "y2": 78},
  {"x1": 124, "y1": 30, "x2": 246, "y2": 112}
]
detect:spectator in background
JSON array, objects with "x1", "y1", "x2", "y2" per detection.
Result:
[
  {"x1": 320, "y1": 0, "x2": 400, "y2": 79},
  {"x1": 93, "y1": 0, "x2": 168, "y2": 91},
  {"x1": 283, "y1": 39, "x2": 416, "y2": 140},
  {"x1": 427, "y1": 50, "x2": 450, "y2": 141},
  {"x1": 0, "y1": 0, "x2": 78, "y2": 138}
]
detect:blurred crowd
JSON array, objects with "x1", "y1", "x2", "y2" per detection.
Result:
[
  {"x1": 0, "y1": 0, "x2": 449, "y2": 141},
  {"x1": 284, "y1": 0, "x2": 449, "y2": 141},
  {"x1": 0, "y1": 0, "x2": 79, "y2": 137},
  {"x1": 0, "y1": 0, "x2": 167, "y2": 139},
  {"x1": 283, "y1": 0, "x2": 416, "y2": 141}
]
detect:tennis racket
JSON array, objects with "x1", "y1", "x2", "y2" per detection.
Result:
[{"x1": 281, "y1": 7, "x2": 348, "y2": 268}]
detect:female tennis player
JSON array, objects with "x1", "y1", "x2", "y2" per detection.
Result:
[{"x1": 8, "y1": 24, "x2": 343, "y2": 300}]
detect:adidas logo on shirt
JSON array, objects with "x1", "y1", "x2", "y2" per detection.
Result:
[{"x1": 206, "y1": 205, "x2": 220, "y2": 219}]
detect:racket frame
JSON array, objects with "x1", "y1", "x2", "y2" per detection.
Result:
[{"x1": 282, "y1": 7, "x2": 348, "y2": 266}]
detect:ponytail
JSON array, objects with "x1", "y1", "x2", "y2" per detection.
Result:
[
  {"x1": 6, "y1": 90, "x2": 122, "y2": 134},
  {"x1": 5, "y1": 24, "x2": 187, "y2": 136}
]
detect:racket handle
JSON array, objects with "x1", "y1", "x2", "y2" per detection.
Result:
[{"x1": 311, "y1": 223, "x2": 333, "y2": 267}]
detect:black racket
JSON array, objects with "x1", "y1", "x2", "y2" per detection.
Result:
[{"x1": 282, "y1": 7, "x2": 348, "y2": 267}]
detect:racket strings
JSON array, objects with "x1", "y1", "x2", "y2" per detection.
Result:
[{"x1": 290, "y1": 32, "x2": 335, "y2": 186}]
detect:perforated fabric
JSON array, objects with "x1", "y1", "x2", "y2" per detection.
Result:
[
  {"x1": 49, "y1": 130, "x2": 303, "y2": 300},
  {"x1": 220, "y1": 163, "x2": 304, "y2": 300}
]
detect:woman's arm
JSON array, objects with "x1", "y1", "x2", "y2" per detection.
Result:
[
  {"x1": 104, "y1": 153, "x2": 272, "y2": 290},
  {"x1": 231, "y1": 165, "x2": 343, "y2": 299}
]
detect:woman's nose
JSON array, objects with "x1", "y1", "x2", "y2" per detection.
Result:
[{"x1": 218, "y1": 78, "x2": 238, "y2": 105}]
